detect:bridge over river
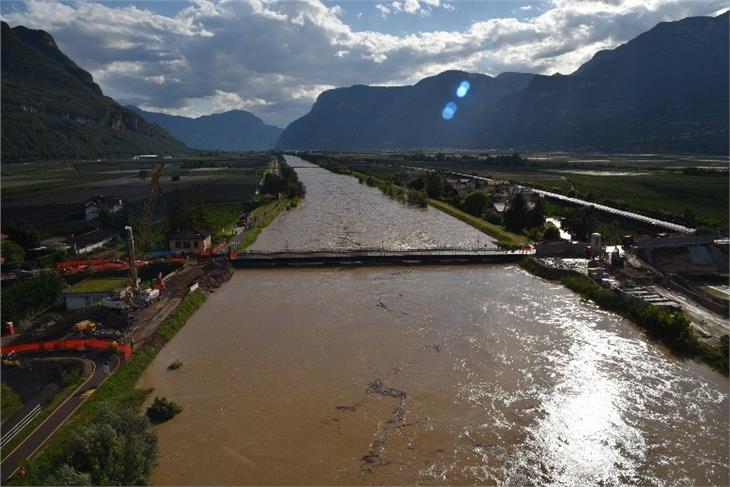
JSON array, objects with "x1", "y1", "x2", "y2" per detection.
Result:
[{"x1": 230, "y1": 248, "x2": 533, "y2": 268}]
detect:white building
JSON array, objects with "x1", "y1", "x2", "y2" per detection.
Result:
[{"x1": 84, "y1": 195, "x2": 124, "y2": 222}]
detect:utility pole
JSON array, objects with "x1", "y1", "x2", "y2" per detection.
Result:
[{"x1": 125, "y1": 226, "x2": 139, "y2": 292}]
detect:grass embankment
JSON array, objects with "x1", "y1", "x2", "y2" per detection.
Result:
[
  {"x1": 1, "y1": 362, "x2": 85, "y2": 459},
  {"x1": 520, "y1": 258, "x2": 729, "y2": 375},
  {"x1": 427, "y1": 198, "x2": 527, "y2": 247},
  {"x1": 236, "y1": 199, "x2": 288, "y2": 250},
  {"x1": 1, "y1": 382, "x2": 22, "y2": 420},
  {"x1": 14, "y1": 290, "x2": 207, "y2": 485}
]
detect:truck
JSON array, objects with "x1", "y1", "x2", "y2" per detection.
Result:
[
  {"x1": 72, "y1": 320, "x2": 97, "y2": 334},
  {"x1": 134, "y1": 288, "x2": 160, "y2": 307}
]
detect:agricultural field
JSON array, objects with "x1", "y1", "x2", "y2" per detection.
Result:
[{"x1": 1, "y1": 154, "x2": 269, "y2": 233}]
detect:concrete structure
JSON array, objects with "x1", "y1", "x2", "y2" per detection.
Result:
[
  {"x1": 633, "y1": 234, "x2": 715, "y2": 250},
  {"x1": 231, "y1": 248, "x2": 533, "y2": 268},
  {"x1": 84, "y1": 195, "x2": 123, "y2": 222},
  {"x1": 169, "y1": 227, "x2": 212, "y2": 253},
  {"x1": 62, "y1": 278, "x2": 129, "y2": 310},
  {"x1": 535, "y1": 240, "x2": 588, "y2": 257},
  {"x1": 65, "y1": 229, "x2": 117, "y2": 255}
]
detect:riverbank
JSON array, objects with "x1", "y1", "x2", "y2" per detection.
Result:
[
  {"x1": 520, "y1": 257, "x2": 728, "y2": 375},
  {"x1": 236, "y1": 198, "x2": 289, "y2": 250},
  {"x1": 427, "y1": 198, "x2": 527, "y2": 247},
  {"x1": 13, "y1": 289, "x2": 208, "y2": 485}
]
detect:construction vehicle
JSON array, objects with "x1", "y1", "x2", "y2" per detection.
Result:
[
  {"x1": 72, "y1": 320, "x2": 97, "y2": 334},
  {"x1": 137, "y1": 163, "x2": 164, "y2": 256},
  {"x1": 134, "y1": 288, "x2": 160, "y2": 307},
  {"x1": 2, "y1": 350, "x2": 19, "y2": 367}
]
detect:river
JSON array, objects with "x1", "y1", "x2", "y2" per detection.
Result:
[{"x1": 138, "y1": 156, "x2": 728, "y2": 485}]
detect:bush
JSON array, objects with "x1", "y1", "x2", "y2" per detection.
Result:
[
  {"x1": 168, "y1": 359, "x2": 183, "y2": 370},
  {"x1": 146, "y1": 397, "x2": 182, "y2": 423}
]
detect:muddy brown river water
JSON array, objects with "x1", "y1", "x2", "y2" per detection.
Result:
[{"x1": 139, "y1": 157, "x2": 728, "y2": 485}]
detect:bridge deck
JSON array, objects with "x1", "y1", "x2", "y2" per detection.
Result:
[{"x1": 230, "y1": 248, "x2": 533, "y2": 268}]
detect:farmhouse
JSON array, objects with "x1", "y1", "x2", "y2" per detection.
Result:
[
  {"x1": 84, "y1": 194, "x2": 124, "y2": 221},
  {"x1": 62, "y1": 277, "x2": 130, "y2": 310},
  {"x1": 169, "y1": 227, "x2": 212, "y2": 253},
  {"x1": 66, "y1": 228, "x2": 117, "y2": 255}
]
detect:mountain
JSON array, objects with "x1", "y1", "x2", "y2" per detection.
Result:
[
  {"x1": 128, "y1": 107, "x2": 283, "y2": 151},
  {"x1": 1, "y1": 22, "x2": 187, "y2": 162},
  {"x1": 278, "y1": 12, "x2": 728, "y2": 154},
  {"x1": 277, "y1": 71, "x2": 535, "y2": 150}
]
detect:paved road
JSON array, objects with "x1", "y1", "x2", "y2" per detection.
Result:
[{"x1": 1, "y1": 354, "x2": 120, "y2": 483}]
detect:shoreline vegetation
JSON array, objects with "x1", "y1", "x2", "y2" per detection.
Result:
[
  {"x1": 13, "y1": 290, "x2": 207, "y2": 485},
  {"x1": 302, "y1": 155, "x2": 527, "y2": 247},
  {"x1": 519, "y1": 258, "x2": 728, "y2": 376}
]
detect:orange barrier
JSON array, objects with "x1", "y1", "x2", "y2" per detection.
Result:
[{"x1": 2, "y1": 339, "x2": 132, "y2": 361}]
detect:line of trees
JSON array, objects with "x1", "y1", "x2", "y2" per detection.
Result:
[{"x1": 260, "y1": 155, "x2": 306, "y2": 200}]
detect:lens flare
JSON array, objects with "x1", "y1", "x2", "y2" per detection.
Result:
[
  {"x1": 442, "y1": 101, "x2": 458, "y2": 120},
  {"x1": 456, "y1": 80, "x2": 470, "y2": 98}
]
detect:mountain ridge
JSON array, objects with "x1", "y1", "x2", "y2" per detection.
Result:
[
  {"x1": 278, "y1": 12, "x2": 728, "y2": 154},
  {"x1": 128, "y1": 106, "x2": 283, "y2": 151}
]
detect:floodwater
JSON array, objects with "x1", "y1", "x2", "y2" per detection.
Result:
[
  {"x1": 248, "y1": 158, "x2": 495, "y2": 251},
  {"x1": 139, "y1": 156, "x2": 728, "y2": 485}
]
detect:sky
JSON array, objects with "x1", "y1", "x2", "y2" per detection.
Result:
[{"x1": 1, "y1": 0, "x2": 726, "y2": 127}]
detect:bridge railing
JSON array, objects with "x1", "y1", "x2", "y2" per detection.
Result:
[{"x1": 232, "y1": 247, "x2": 534, "y2": 259}]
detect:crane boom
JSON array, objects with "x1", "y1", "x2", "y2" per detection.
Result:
[{"x1": 137, "y1": 163, "x2": 164, "y2": 254}]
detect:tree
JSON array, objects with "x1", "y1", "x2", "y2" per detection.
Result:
[
  {"x1": 261, "y1": 173, "x2": 284, "y2": 195},
  {"x1": 1, "y1": 239, "x2": 25, "y2": 266},
  {"x1": 543, "y1": 224, "x2": 562, "y2": 241},
  {"x1": 527, "y1": 197, "x2": 545, "y2": 228},
  {"x1": 563, "y1": 207, "x2": 596, "y2": 241},
  {"x1": 190, "y1": 191, "x2": 212, "y2": 230},
  {"x1": 146, "y1": 397, "x2": 183, "y2": 422},
  {"x1": 503, "y1": 193, "x2": 529, "y2": 232},
  {"x1": 4, "y1": 219, "x2": 40, "y2": 250},
  {"x1": 462, "y1": 191, "x2": 489, "y2": 217},
  {"x1": 65, "y1": 405, "x2": 158, "y2": 485},
  {"x1": 425, "y1": 173, "x2": 446, "y2": 199},
  {"x1": 166, "y1": 190, "x2": 191, "y2": 234},
  {"x1": 52, "y1": 464, "x2": 92, "y2": 486}
]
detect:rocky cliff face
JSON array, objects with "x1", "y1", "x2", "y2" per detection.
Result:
[{"x1": 1, "y1": 21, "x2": 187, "y2": 162}]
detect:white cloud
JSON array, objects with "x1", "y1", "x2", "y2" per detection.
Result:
[
  {"x1": 520, "y1": 5, "x2": 534, "y2": 11},
  {"x1": 4, "y1": 0, "x2": 725, "y2": 126},
  {"x1": 375, "y1": 3, "x2": 391, "y2": 17}
]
